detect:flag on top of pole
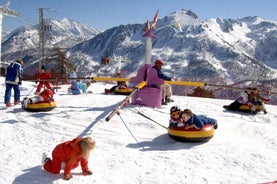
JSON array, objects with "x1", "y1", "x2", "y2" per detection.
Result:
[
  {"x1": 151, "y1": 9, "x2": 159, "y2": 30},
  {"x1": 145, "y1": 20, "x2": 151, "y2": 32}
]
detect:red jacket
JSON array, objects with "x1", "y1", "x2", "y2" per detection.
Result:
[
  {"x1": 36, "y1": 71, "x2": 51, "y2": 80},
  {"x1": 39, "y1": 89, "x2": 54, "y2": 102},
  {"x1": 52, "y1": 138, "x2": 89, "y2": 175}
]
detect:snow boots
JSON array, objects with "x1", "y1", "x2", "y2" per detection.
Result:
[
  {"x1": 41, "y1": 152, "x2": 50, "y2": 166},
  {"x1": 105, "y1": 89, "x2": 110, "y2": 94}
]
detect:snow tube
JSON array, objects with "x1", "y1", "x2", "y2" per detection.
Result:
[
  {"x1": 114, "y1": 88, "x2": 133, "y2": 95},
  {"x1": 168, "y1": 124, "x2": 214, "y2": 142},
  {"x1": 238, "y1": 104, "x2": 260, "y2": 113},
  {"x1": 22, "y1": 101, "x2": 56, "y2": 112}
]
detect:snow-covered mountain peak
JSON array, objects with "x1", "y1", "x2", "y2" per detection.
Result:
[
  {"x1": 49, "y1": 18, "x2": 101, "y2": 37},
  {"x1": 162, "y1": 9, "x2": 201, "y2": 27},
  {"x1": 172, "y1": 9, "x2": 199, "y2": 20},
  {"x1": 2, "y1": 18, "x2": 102, "y2": 56},
  {"x1": 2, "y1": 9, "x2": 277, "y2": 83}
]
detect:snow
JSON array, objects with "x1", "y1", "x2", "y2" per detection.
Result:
[{"x1": 1, "y1": 77, "x2": 277, "y2": 184}]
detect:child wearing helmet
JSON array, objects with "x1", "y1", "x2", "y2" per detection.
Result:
[{"x1": 169, "y1": 106, "x2": 183, "y2": 128}]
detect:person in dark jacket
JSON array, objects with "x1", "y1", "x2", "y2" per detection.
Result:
[
  {"x1": 223, "y1": 87, "x2": 256, "y2": 114},
  {"x1": 105, "y1": 81, "x2": 128, "y2": 94},
  {"x1": 4, "y1": 59, "x2": 24, "y2": 107},
  {"x1": 181, "y1": 109, "x2": 218, "y2": 129},
  {"x1": 104, "y1": 73, "x2": 128, "y2": 94},
  {"x1": 153, "y1": 59, "x2": 174, "y2": 105}
]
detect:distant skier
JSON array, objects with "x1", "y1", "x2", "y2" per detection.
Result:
[{"x1": 42, "y1": 137, "x2": 95, "y2": 180}]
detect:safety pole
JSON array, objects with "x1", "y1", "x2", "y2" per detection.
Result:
[{"x1": 105, "y1": 81, "x2": 146, "y2": 122}]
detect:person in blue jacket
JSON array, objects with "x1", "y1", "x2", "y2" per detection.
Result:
[
  {"x1": 152, "y1": 59, "x2": 174, "y2": 105},
  {"x1": 180, "y1": 109, "x2": 218, "y2": 129},
  {"x1": 4, "y1": 59, "x2": 24, "y2": 107},
  {"x1": 69, "y1": 81, "x2": 92, "y2": 95}
]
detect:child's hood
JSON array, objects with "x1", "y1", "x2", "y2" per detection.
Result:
[{"x1": 68, "y1": 137, "x2": 82, "y2": 152}]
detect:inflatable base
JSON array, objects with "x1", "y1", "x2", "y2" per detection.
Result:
[
  {"x1": 22, "y1": 101, "x2": 56, "y2": 112},
  {"x1": 114, "y1": 88, "x2": 133, "y2": 95},
  {"x1": 168, "y1": 124, "x2": 214, "y2": 142},
  {"x1": 238, "y1": 104, "x2": 260, "y2": 113}
]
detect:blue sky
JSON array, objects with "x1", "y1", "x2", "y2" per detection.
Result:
[{"x1": 2, "y1": 0, "x2": 277, "y2": 31}]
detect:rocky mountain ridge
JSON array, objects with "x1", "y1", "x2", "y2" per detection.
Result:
[{"x1": 1, "y1": 9, "x2": 277, "y2": 83}]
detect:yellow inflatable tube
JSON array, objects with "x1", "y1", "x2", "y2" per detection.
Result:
[
  {"x1": 168, "y1": 124, "x2": 214, "y2": 142},
  {"x1": 24, "y1": 101, "x2": 56, "y2": 112}
]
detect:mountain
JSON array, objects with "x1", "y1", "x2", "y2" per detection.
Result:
[
  {"x1": 1, "y1": 29, "x2": 10, "y2": 42},
  {"x1": 1, "y1": 9, "x2": 277, "y2": 83},
  {"x1": 68, "y1": 9, "x2": 277, "y2": 82},
  {"x1": 1, "y1": 18, "x2": 101, "y2": 69}
]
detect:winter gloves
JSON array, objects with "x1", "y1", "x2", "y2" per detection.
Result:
[{"x1": 63, "y1": 169, "x2": 93, "y2": 180}]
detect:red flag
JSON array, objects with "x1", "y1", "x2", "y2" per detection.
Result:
[{"x1": 151, "y1": 9, "x2": 159, "y2": 30}]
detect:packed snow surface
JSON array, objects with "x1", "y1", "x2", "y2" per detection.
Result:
[{"x1": 0, "y1": 77, "x2": 277, "y2": 184}]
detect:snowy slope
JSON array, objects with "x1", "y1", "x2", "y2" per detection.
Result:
[{"x1": 0, "y1": 77, "x2": 277, "y2": 184}]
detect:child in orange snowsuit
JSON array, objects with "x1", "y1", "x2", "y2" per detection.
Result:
[{"x1": 43, "y1": 137, "x2": 95, "y2": 180}]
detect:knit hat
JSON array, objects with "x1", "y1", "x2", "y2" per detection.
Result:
[{"x1": 155, "y1": 59, "x2": 164, "y2": 65}]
